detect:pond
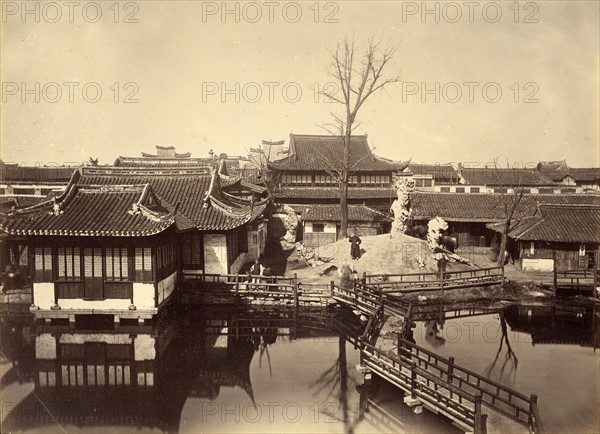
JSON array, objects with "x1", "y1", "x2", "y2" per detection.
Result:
[{"x1": 0, "y1": 302, "x2": 598, "y2": 433}]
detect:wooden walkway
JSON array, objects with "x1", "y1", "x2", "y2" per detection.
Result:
[
  {"x1": 364, "y1": 266, "x2": 504, "y2": 294},
  {"x1": 181, "y1": 272, "x2": 333, "y2": 306},
  {"x1": 332, "y1": 282, "x2": 543, "y2": 434},
  {"x1": 554, "y1": 269, "x2": 599, "y2": 297}
]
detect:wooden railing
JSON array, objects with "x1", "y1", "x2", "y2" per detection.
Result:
[
  {"x1": 554, "y1": 268, "x2": 599, "y2": 295},
  {"x1": 181, "y1": 272, "x2": 332, "y2": 305},
  {"x1": 333, "y1": 281, "x2": 543, "y2": 433},
  {"x1": 331, "y1": 283, "x2": 411, "y2": 318},
  {"x1": 396, "y1": 337, "x2": 538, "y2": 430},
  {"x1": 363, "y1": 266, "x2": 504, "y2": 293},
  {"x1": 358, "y1": 339, "x2": 483, "y2": 432}
]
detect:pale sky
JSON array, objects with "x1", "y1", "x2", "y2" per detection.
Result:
[{"x1": 1, "y1": 0, "x2": 599, "y2": 167}]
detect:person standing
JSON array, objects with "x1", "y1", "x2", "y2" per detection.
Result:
[
  {"x1": 349, "y1": 232, "x2": 362, "y2": 260},
  {"x1": 250, "y1": 259, "x2": 261, "y2": 289}
]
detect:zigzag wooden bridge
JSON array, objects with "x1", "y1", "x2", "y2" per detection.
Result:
[
  {"x1": 332, "y1": 281, "x2": 543, "y2": 434},
  {"x1": 180, "y1": 272, "x2": 334, "y2": 307},
  {"x1": 363, "y1": 266, "x2": 505, "y2": 294}
]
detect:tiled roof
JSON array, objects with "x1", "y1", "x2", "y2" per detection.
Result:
[
  {"x1": 458, "y1": 167, "x2": 556, "y2": 186},
  {"x1": 114, "y1": 156, "x2": 218, "y2": 168},
  {"x1": 79, "y1": 167, "x2": 267, "y2": 231},
  {"x1": 562, "y1": 168, "x2": 600, "y2": 183},
  {"x1": 406, "y1": 163, "x2": 458, "y2": 176},
  {"x1": 269, "y1": 134, "x2": 407, "y2": 172},
  {"x1": 273, "y1": 187, "x2": 396, "y2": 200},
  {"x1": 281, "y1": 204, "x2": 392, "y2": 223},
  {"x1": 0, "y1": 161, "x2": 78, "y2": 183},
  {"x1": 410, "y1": 192, "x2": 600, "y2": 222},
  {"x1": 0, "y1": 196, "x2": 48, "y2": 208},
  {"x1": 1, "y1": 167, "x2": 268, "y2": 236},
  {"x1": 488, "y1": 204, "x2": 600, "y2": 243},
  {"x1": 1, "y1": 184, "x2": 175, "y2": 237}
]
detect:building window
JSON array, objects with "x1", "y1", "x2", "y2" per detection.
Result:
[
  {"x1": 314, "y1": 174, "x2": 335, "y2": 186},
  {"x1": 360, "y1": 175, "x2": 390, "y2": 186},
  {"x1": 529, "y1": 242, "x2": 535, "y2": 255},
  {"x1": 414, "y1": 178, "x2": 433, "y2": 188},
  {"x1": 135, "y1": 248, "x2": 153, "y2": 281},
  {"x1": 455, "y1": 187, "x2": 465, "y2": 193},
  {"x1": 494, "y1": 188, "x2": 508, "y2": 193},
  {"x1": 105, "y1": 247, "x2": 129, "y2": 281},
  {"x1": 282, "y1": 173, "x2": 312, "y2": 185},
  {"x1": 440, "y1": 187, "x2": 450, "y2": 192},
  {"x1": 13, "y1": 188, "x2": 35, "y2": 195},
  {"x1": 34, "y1": 247, "x2": 53, "y2": 282},
  {"x1": 538, "y1": 188, "x2": 554, "y2": 194},
  {"x1": 579, "y1": 245, "x2": 586, "y2": 257},
  {"x1": 312, "y1": 223, "x2": 325, "y2": 233},
  {"x1": 349, "y1": 175, "x2": 359, "y2": 186},
  {"x1": 57, "y1": 247, "x2": 81, "y2": 281},
  {"x1": 470, "y1": 187, "x2": 480, "y2": 193},
  {"x1": 561, "y1": 188, "x2": 576, "y2": 193}
]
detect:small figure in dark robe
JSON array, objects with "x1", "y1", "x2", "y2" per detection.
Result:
[{"x1": 349, "y1": 232, "x2": 362, "y2": 260}]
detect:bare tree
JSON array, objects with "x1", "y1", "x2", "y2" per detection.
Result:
[
  {"x1": 320, "y1": 35, "x2": 400, "y2": 239},
  {"x1": 488, "y1": 158, "x2": 535, "y2": 266},
  {"x1": 245, "y1": 141, "x2": 283, "y2": 199}
]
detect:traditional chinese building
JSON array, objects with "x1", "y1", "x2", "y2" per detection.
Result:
[
  {"x1": 269, "y1": 134, "x2": 408, "y2": 212},
  {"x1": 0, "y1": 166, "x2": 268, "y2": 321},
  {"x1": 537, "y1": 159, "x2": 600, "y2": 191},
  {"x1": 487, "y1": 204, "x2": 600, "y2": 271},
  {"x1": 275, "y1": 204, "x2": 392, "y2": 247},
  {"x1": 410, "y1": 192, "x2": 600, "y2": 248}
]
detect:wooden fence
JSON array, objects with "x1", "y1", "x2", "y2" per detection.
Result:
[
  {"x1": 554, "y1": 269, "x2": 599, "y2": 296},
  {"x1": 181, "y1": 272, "x2": 332, "y2": 306},
  {"x1": 332, "y1": 281, "x2": 543, "y2": 434},
  {"x1": 364, "y1": 266, "x2": 504, "y2": 293}
]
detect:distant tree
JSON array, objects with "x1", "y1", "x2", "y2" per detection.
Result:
[
  {"x1": 245, "y1": 141, "x2": 282, "y2": 199},
  {"x1": 318, "y1": 35, "x2": 400, "y2": 239},
  {"x1": 488, "y1": 158, "x2": 534, "y2": 266}
]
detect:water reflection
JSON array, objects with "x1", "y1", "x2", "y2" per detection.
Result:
[
  {"x1": 411, "y1": 302, "x2": 600, "y2": 433},
  {"x1": 1, "y1": 302, "x2": 598, "y2": 433}
]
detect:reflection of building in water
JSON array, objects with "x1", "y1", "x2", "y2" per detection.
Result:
[
  {"x1": 3, "y1": 310, "x2": 326, "y2": 433},
  {"x1": 3, "y1": 321, "x2": 184, "y2": 432},
  {"x1": 504, "y1": 304, "x2": 600, "y2": 349}
]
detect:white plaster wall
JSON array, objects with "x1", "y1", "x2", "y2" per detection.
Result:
[
  {"x1": 35, "y1": 334, "x2": 56, "y2": 359},
  {"x1": 134, "y1": 334, "x2": 157, "y2": 361},
  {"x1": 307, "y1": 222, "x2": 337, "y2": 233},
  {"x1": 59, "y1": 298, "x2": 131, "y2": 310},
  {"x1": 59, "y1": 334, "x2": 133, "y2": 345},
  {"x1": 158, "y1": 271, "x2": 177, "y2": 306},
  {"x1": 133, "y1": 282, "x2": 155, "y2": 309},
  {"x1": 33, "y1": 282, "x2": 54, "y2": 310},
  {"x1": 203, "y1": 234, "x2": 228, "y2": 274},
  {"x1": 522, "y1": 258, "x2": 554, "y2": 272}
]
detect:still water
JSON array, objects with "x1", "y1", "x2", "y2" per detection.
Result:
[{"x1": 1, "y1": 303, "x2": 598, "y2": 433}]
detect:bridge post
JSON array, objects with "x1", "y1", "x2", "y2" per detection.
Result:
[
  {"x1": 234, "y1": 275, "x2": 239, "y2": 306},
  {"x1": 447, "y1": 356, "x2": 454, "y2": 385},
  {"x1": 293, "y1": 273, "x2": 299, "y2": 309},
  {"x1": 410, "y1": 361, "x2": 417, "y2": 399},
  {"x1": 330, "y1": 280, "x2": 335, "y2": 297},
  {"x1": 528, "y1": 394, "x2": 539, "y2": 432},
  {"x1": 362, "y1": 271, "x2": 367, "y2": 285},
  {"x1": 474, "y1": 393, "x2": 483, "y2": 434},
  {"x1": 440, "y1": 271, "x2": 445, "y2": 298}
]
